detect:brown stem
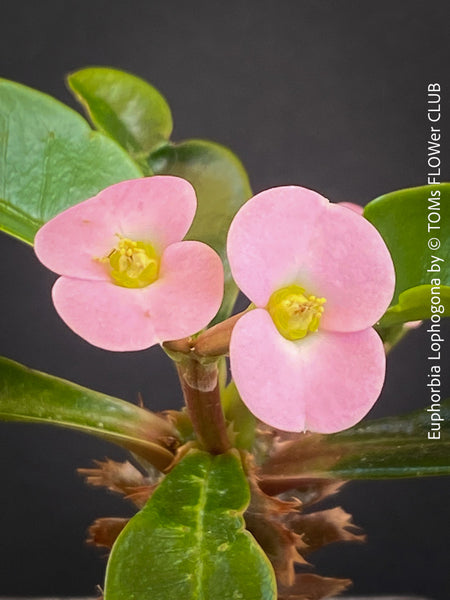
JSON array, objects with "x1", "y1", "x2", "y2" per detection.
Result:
[{"x1": 176, "y1": 358, "x2": 231, "y2": 454}]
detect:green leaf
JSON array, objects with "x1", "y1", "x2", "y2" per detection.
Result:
[
  {"x1": 150, "y1": 140, "x2": 252, "y2": 324},
  {"x1": 261, "y1": 400, "x2": 450, "y2": 481},
  {"x1": 364, "y1": 184, "x2": 450, "y2": 326},
  {"x1": 67, "y1": 67, "x2": 173, "y2": 160},
  {"x1": 0, "y1": 356, "x2": 177, "y2": 471},
  {"x1": 379, "y1": 285, "x2": 450, "y2": 328},
  {"x1": 0, "y1": 78, "x2": 142, "y2": 244},
  {"x1": 105, "y1": 450, "x2": 276, "y2": 600}
]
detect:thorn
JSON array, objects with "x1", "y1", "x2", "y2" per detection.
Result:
[{"x1": 95, "y1": 584, "x2": 104, "y2": 600}]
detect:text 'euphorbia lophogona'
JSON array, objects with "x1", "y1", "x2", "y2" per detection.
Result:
[
  {"x1": 227, "y1": 186, "x2": 395, "y2": 434},
  {"x1": 35, "y1": 177, "x2": 223, "y2": 351}
]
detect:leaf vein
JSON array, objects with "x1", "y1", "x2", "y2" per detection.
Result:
[
  {"x1": 37, "y1": 132, "x2": 54, "y2": 221},
  {"x1": 0, "y1": 113, "x2": 9, "y2": 200},
  {"x1": 193, "y1": 462, "x2": 211, "y2": 600}
]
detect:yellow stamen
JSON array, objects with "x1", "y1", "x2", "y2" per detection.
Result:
[
  {"x1": 267, "y1": 284, "x2": 326, "y2": 341},
  {"x1": 106, "y1": 237, "x2": 160, "y2": 288}
]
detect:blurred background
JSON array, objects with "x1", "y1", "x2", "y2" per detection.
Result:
[{"x1": 0, "y1": 0, "x2": 449, "y2": 597}]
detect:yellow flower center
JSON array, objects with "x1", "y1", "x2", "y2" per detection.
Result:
[
  {"x1": 107, "y1": 237, "x2": 160, "y2": 288},
  {"x1": 267, "y1": 284, "x2": 326, "y2": 341}
]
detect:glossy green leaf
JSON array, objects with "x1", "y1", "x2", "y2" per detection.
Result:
[
  {"x1": 364, "y1": 184, "x2": 450, "y2": 326},
  {"x1": 68, "y1": 67, "x2": 173, "y2": 160},
  {"x1": 0, "y1": 79, "x2": 142, "y2": 244},
  {"x1": 261, "y1": 400, "x2": 450, "y2": 481},
  {"x1": 0, "y1": 356, "x2": 177, "y2": 471},
  {"x1": 150, "y1": 140, "x2": 252, "y2": 323},
  {"x1": 105, "y1": 450, "x2": 276, "y2": 600}
]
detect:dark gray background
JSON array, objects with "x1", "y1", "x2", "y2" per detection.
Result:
[{"x1": 1, "y1": 0, "x2": 449, "y2": 598}]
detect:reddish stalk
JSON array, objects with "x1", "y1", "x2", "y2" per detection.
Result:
[{"x1": 176, "y1": 358, "x2": 230, "y2": 454}]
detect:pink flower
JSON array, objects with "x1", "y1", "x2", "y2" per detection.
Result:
[
  {"x1": 227, "y1": 186, "x2": 395, "y2": 433},
  {"x1": 35, "y1": 177, "x2": 223, "y2": 351}
]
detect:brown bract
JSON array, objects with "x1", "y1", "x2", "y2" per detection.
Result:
[
  {"x1": 241, "y1": 453, "x2": 361, "y2": 598},
  {"x1": 278, "y1": 573, "x2": 352, "y2": 600},
  {"x1": 79, "y1": 459, "x2": 157, "y2": 550}
]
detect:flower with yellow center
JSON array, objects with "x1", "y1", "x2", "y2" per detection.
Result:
[
  {"x1": 267, "y1": 285, "x2": 326, "y2": 340},
  {"x1": 34, "y1": 176, "x2": 224, "y2": 351},
  {"x1": 227, "y1": 184, "x2": 395, "y2": 434},
  {"x1": 107, "y1": 237, "x2": 160, "y2": 289}
]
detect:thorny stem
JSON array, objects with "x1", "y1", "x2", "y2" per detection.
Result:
[{"x1": 176, "y1": 358, "x2": 231, "y2": 454}]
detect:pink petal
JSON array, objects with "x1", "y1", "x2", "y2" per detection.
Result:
[
  {"x1": 51, "y1": 241, "x2": 223, "y2": 351},
  {"x1": 148, "y1": 241, "x2": 224, "y2": 341},
  {"x1": 34, "y1": 176, "x2": 197, "y2": 280},
  {"x1": 230, "y1": 309, "x2": 385, "y2": 433},
  {"x1": 338, "y1": 201, "x2": 364, "y2": 215},
  {"x1": 227, "y1": 186, "x2": 328, "y2": 307},
  {"x1": 227, "y1": 186, "x2": 394, "y2": 331},
  {"x1": 52, "y1": 278, "x2": 158, "y2": 351},
  {"x1": 306, "y1": 202, "x2": 395, "y2": 331}
]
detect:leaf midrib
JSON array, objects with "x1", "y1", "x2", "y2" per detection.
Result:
[
  {"x1": 193, "y1": 464, "x2": 210, "y2": 600},
  {"x1": 0, "y1": 410, "x2": 169, "y2": 448}
]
